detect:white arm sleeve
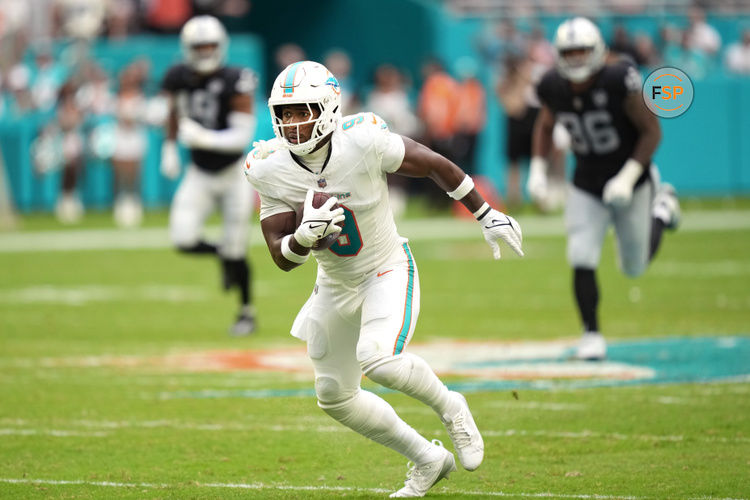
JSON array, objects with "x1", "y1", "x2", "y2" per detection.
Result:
[{"x1": 205, "y1": 111, "x2": 256, "y2": 153}]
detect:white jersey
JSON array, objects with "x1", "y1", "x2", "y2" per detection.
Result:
[{"x1": 244, "y1": 112, "x2": 406, "y2": 283}]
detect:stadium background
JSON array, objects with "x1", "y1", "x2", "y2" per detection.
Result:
[
  {"x1": 1, "y1": 2, "x2": 749, "y2": 498},
  {"x1": 2, "y1": 0, "x2": 750, "y2": 214}
]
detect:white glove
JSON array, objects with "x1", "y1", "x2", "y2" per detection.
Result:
[
  {"x1": 602, "y1": 159, "x2": 643, "y2": 207},
  {"x1": 160, "y1": 141, "x2": 181, "y2": 180},
  {"x1": 178, "y1": 117, "x2": 212, "y2": 149},
  {"x1": 293, "y1": 189, "x2": 346, "y2": 248},
  {"x1": 527, "y1": 156, "x2": 549, "y2": 203},
  {"x1": 478, "y1": 207, "x2": 524, "y2": 259}
]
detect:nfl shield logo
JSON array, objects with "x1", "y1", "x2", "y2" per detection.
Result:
[{"x1": 317, "y1": 178, "x2": 327, "y2": 188}]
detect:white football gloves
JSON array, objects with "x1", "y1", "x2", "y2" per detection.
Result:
[
  {"x1": 160, "y1": 140, "x2": 181, "y2": 180},
  {"x1": 293, "y1": 189, "x2": 345, "y2": 248},
  {"x1": 477, "y1": 207, "x2": 524, "y2": 259},
  {"x1": 602, "y1": 159, "x2": 643, "y2": 207},
  {"x1": 526, "y1": 156, "x2": 549, "y2": 204}
]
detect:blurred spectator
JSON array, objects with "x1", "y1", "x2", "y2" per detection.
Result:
[
  {"x1": 665, "y1": 29, "x2": 711, "y2": 79},
  {"x1": 54, "y1": 80, "x2": 86, "y2": 223},
  {"x1": 495, "y1": 53, "x2": 540, "y2": 209},
  {"x1": 686, "y1": 5, "x2": 722, "y2": 56},
  {"x1": 54, "y1": 0, "x2": 107, "y2": 40},
  {"x1": 477, "y1": 19, "x2": 526, "y2": 68},
  {"x1": 527, "y1": 26, "x2": 556, "y2": 68},
  {"x1": 417, "y1": 58, "x2": 459, "y2": 207},
  {"x1": 76, "y1": 61, "x2": 113, "y2": 117},
  {"x1": 274, "y1": 42, "x2": 305, "y2": 71},
  {"x1": 110, "y1": 61, "x2": 150, "y2": 227},
  {"x1": 366, "y1": 63, "x2": 420, "y2": 218},
  {"x1": 610, "y1": 24, "x2": 644, "y2": 65},
  {"x1": 365, "y1": 64, "x2": 419, "y2": 138},
  {"x1": 105, "y1": 0, "x2": 140, "y2": 39},
  {"x1": 143, "y1": 0, "x2": 192, "y2": 33},
  {"x1": 725, "y1": 28, "x2": 750, "y2": 74},
  {"x1": 193, "y1": 0, "x2": 251, "y2": 17},
  {"x1": 28, "y1": 45, "x2": 68, "y2": 113},
  {"x1": 0, "y1": 0, "x2": 31, "y2": 70},
  {"x1": 453, "y1": 56, "x2": 486, "y2": 175},
  {"x1": 633, "y1": 32, "x2": 661, "y2": 68},
  {"x1": 418, "y1": 58, "x2": 459, "y2": 160},
  {"x1": 324, "y1": 48, "x2": 360, "y2": 114}
]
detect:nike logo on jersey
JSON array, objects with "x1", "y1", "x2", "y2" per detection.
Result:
[
  {"x1": 484, "y1": 218, "x2": 512, "y2": 229},
  {"x1": 377, "y1": 269, "x2": 393, "y2": 277}
]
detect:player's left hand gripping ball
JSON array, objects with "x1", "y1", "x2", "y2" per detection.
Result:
[
  {"x1": 479, "y1": 209, "x2": 524, "y2": 259},
  {"x1": 294, "y1": 189, "x2": 345, "y2": 249}
]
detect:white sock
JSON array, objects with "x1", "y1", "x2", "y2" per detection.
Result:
[
  {"x1": 366, "y1": 353, "x2": 460, "y2": 418},
  {"x1": 320, "y1": 389, "x2": 439, "y2": 465}
]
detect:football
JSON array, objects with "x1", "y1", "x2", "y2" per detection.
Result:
[{"x1": 296, "y1": 191, "x2": 343, "y2": 251}]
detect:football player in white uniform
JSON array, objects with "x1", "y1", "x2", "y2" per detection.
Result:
[
  {"x1": 245, "y1": 61, "x2": 523, "y2": 498},
  {"x1": 160, "y1": 16, "x2": 258, "y2": 336},
  {"x1": 527, "y1": 18, "x2": 681, "y2": 360}
]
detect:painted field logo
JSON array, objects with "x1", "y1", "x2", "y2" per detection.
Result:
[{"x1": 642, "y1": 67, "x2": 694, "y2": 118}]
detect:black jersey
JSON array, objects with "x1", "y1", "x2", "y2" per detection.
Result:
[
  {"x1": 537, "y1": 59, "x2": 650, "y2": 197},
  {"x1": 162, "y1": 64, "x2": 256, "y2": 172}
]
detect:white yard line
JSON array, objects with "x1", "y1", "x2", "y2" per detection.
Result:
[
  {"x1": 0, "y1": 428, "x2": 108, "y2": 437},
  {"x1": 1, "y1": 209, "x2": 748, "y2": 253},
  {"x1": 0, "y1": 477, "x2": 647, "y2": 498},
  {"x1": 2, "y1": 418, "x2": 748, "y2": 444},
  {"x1": 2, "y1": 477, "x2": 745, "y2": 499}
]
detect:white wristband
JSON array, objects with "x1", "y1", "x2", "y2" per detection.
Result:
[
  {"x1": 281, "y1": 234, "x2": 309, "y2": 264},
  {"x1": 473, "y1": 202, "x2": 491, "y2": 220},
  {"x1": 447, "y1": 175, "x2": 475, "y2": 200}
]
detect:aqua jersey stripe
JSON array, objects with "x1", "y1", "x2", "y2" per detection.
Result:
[
  {"x1": 393, "y1": 243, "x2": 415, "y2": 355},
  {"x1": 283, "y1": 61, "x2": 304, "y2": 96}
]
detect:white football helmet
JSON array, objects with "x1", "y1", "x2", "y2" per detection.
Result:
[
  {"x1": 180, "y1": 16, "x2": 227, "y2": 74},
  {"x1": 553, "y1": 17, "x2": 607, "y2": 83},
  {"x1": 268, "y1": 61, "x2": 342, "y2": 155}
]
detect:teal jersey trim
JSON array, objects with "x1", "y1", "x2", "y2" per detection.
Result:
[{"x1": 393, "y1": 243, "x2": 415, "y2": 355}]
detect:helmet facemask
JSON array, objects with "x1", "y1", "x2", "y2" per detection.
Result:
[
  {"x1": 268, "y1": 61, "x2": 342, "y2": 155},
  {"x1": 271, "y1": 102, "x2": 331, "y2": 154}
]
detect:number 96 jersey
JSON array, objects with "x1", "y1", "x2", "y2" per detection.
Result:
[
  {"x1": 245, "y1": 113, "x2": 407, "y2": 283},
  {"x1": 537, "y1": 57, "x2": 649, "y2": 198}
]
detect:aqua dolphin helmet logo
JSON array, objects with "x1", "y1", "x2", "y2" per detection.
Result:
[{"x1": 325, "y1": 76, "x2": 341, "y2": 95}]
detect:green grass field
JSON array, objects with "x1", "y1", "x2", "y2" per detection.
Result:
[{"x1": 1, "y1": 205, "x2": 749, "y2": 499}]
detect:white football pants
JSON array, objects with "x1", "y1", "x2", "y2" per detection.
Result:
[
  {"x1": 169, "y1": 160, "x2": 254, "y2": 259},
  {"x1": 565, "y1": 179, "x2": 654, "y2": 277}
]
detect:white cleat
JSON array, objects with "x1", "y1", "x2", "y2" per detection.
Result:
[
  {"x1": 390, "y1": 440, "x2": 456, "y2": 498},
  {"x1": 228, "y1": 313, "x2": 256, "y2": 337},
  {"x1": 652, "y1": 182, "x2": 681, "y2": 230},
  {"x1": 441, "y1": 392, "x2": 484, "y2": 471},
  {"x1": 575, "y1": 332, "x2": 607, "y2": 361}
]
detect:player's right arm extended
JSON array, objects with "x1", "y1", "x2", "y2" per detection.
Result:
[
  {"x1": 396, "y1": 136, "x2": 523, "y2": 259},
  {"x1": 527, "y1": 104, "x2": 556, "y2": 202}
]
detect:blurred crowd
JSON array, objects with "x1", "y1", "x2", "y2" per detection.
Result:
[{"x1": 1, "y1": 0, "x2": 749, "y2": 227}]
